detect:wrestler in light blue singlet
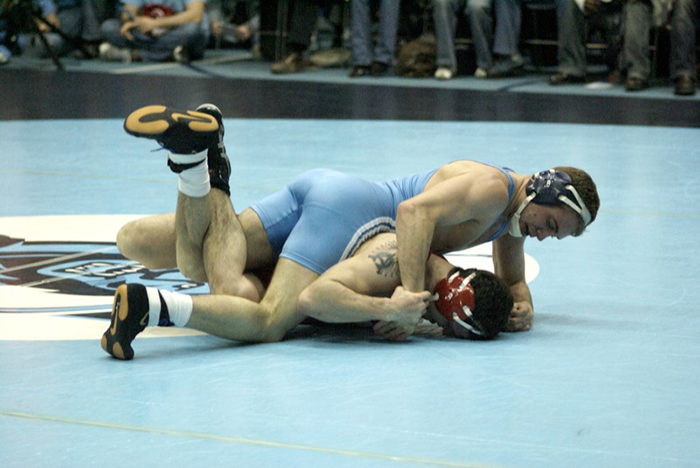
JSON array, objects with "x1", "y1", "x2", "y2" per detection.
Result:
[{"x1": 250, "y1": 163, "x2": 514, "y2": 275}]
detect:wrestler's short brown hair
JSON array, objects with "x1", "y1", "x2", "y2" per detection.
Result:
[{"x1": 554, "y1": 166, "x2": 600, "y2": 232}]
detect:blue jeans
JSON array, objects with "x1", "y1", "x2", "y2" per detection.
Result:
[
  {"x1": 492, "y1": 0, "x2": 554, "y2": 56},
  {"x1": 623, "y1": 0, "x2": 696, "y2": 79},
  {"x1": 433, "y1": 0, "x2": 494, "y2": 71},
  {"x1": 350, "y1": 0, "x2": 401, "y2": 66},
  {"x1": 100, "y1": 18, "x2": 208, "y2": 62},
  {"x1": 34, "y1": 1, "x2": 101, "y2": 58},
  {"x1": 555, "y1": 0, "x2": 620, "y2": 75}
]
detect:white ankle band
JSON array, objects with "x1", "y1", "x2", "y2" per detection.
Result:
[
  {"x1": 145, "y1": 286, "x2": 162, "y2": 327},
  {"x1": 171, "y1": 150, "x2": 210, "y2": 197},
  {"x1": 178, "y1": 162, "x2": 210, "y2": 198},
  {"x1": 159, "y1": 289, "x2": 193, "y2": 327}
]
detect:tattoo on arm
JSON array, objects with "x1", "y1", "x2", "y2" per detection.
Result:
[{"x1": 369, "y1": 240, "x2": 399, "y2": 278}]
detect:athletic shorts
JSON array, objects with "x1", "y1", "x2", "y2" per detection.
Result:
[{"x1": 250, "y1": 168, "x2": 436, "y2": 274}]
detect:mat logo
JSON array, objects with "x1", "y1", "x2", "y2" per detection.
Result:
[
  {"x1": 0, "y1": 215, "x2": 209, "y2": 341},
  {"x1": 0, "y1": 234, "x2": 205, "y2": 314}
]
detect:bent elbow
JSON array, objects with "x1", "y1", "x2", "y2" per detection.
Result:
[
  {"x1": 396, "y1": 200, "x2": 419, "y2": 225},
  {"x1": 296, "y1": 287, "x2": 317, "y2": 317}
]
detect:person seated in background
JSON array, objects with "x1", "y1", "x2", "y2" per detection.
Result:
[
  {"x1": 99, "y1": 0, "x2": 209, "y2": 63},
  {"x1": 549, "y1": 0, "x2": 622, "y2": 85},
  {"x1": 207, "y1": 0, "x2": 259, "y2": 51},
  {"x1": 31, "y1": 0, "x2": 105, "y2": 59},
  {"x1": 1, "y1": 0, "x2": 102, "y2": 61},
  {"x1": 621, "y1": 0, "x2": 696, "y2": 95},
  {"x1": 348, "y1": 0, "x2": 400, "y2": 77},
  {"x1": 432, "y1": 0, "x2": 494, "y2": 80}
]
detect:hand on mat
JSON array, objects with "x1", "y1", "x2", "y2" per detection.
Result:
[
  {"x1": 374, "y1": 320, "x2": 416, "y2": 341},
  {"x1": 505, "y1": 301, "x2": 533, "y2": 332}
]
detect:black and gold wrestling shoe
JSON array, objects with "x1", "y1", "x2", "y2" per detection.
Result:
[
  {"x1": 124, "y1": 105, "x2": 219, "y2": 155},
  {"x1": 195, "y1": 103, "x2": 231, "y2": 195},
  {"x1": 101, "y1": 283, "x2": 150, "y2": 361}
]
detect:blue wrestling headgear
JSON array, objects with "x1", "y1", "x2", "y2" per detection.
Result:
[{"x1": 508, "y1": 169, "x2": 592, "y2": 237}]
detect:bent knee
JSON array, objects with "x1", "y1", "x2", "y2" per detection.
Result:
[
  {"x1": 116, "y1": 222, "x2": 142, "y2": 261},
  {"x1": 178, "y1": 261, "x2": 208, "y2": 284},
  {"x1": 250, "y1": 299, "x2": 303, "y2": 343},
  {"x1": 252, "y1": 312, "x2": 288, "y2": 343},
  {"x1": 209, "y1": 273, "x2": 264, "y2": 303},
  {"x1": 117, "y1": 220, "x2": 176, "y2": 270}
]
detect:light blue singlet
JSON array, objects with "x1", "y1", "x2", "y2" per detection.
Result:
[{"x1": 250, "y1": 163, "x2": 514, "y2": 275}]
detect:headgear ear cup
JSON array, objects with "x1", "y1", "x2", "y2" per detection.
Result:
[{"x1": 529, "y1": 170, "x2": 592, "y2": 224}]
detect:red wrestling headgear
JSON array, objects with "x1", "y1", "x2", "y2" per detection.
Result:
[{"x1": 434, "y1": 268, "x2": 485, "y2": 337}]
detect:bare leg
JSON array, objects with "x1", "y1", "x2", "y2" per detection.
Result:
[
  {"x1": 116, "y1": 213, "x2": 177, "y2": 270},
  {"x1": 186, "y1": 259, "x2": 319, "y2": 342},
  {"x1": 119, "y1": 104, "x2": 273, "y2": 302},
  {"x1": 102, "y1": 104, "x2": 310, "y2": 361},
  {"x1": 102, "y1": 259, "x2": 319, "y2": 359},
  {"x1": 116, "y1": 200, "x2": 274, "y2": 299},
  {"x1": 175, "y1": 188, "x2": 262, "y2": 301}
]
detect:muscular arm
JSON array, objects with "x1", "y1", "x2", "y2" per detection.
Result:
[
  {"x1": 492, "y1": 234, "x2": 534, "y2": 331},
  {"x1": 121, "y1": 1, "x2": 204, "y2": 38},
  {"x1": 396, "y1": 174, "x2": 508, "y2": 292},
  {"x1": 147, "y1": 1, "x2": 205, "y2": 28},
  {"x1": 297, "y1": 237, "x2": 432, "y2": 324}
]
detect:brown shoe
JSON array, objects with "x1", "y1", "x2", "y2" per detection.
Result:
[
  {"x1": 674, "y1": 75, "x2": 696, "y2": 96},
  {"x1": 625, "y1": 75, "x2": 649, "y2": 92},
  {"x1": 549, "y1": 72, "x2": 586, "y2": 86},
  {"x1": 271, "y1": 52, "x2": 310, "y2": 74}
]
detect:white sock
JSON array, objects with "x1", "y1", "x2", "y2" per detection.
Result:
[
  {"x1": 159, "y1": 289, "x2": 193, "y2": 327},
  {"x1": 169, "y1": 150, "x2": 210, "y2": 198}
]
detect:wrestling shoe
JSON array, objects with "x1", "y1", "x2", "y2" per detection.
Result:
[
  {"x1": 101, "y1": 283, "x2": 150, "y2": 360},
  {"x1": 195, "y1": 103, "x2": 232, "y2": 195},
  {"x1": 124, "y1": 105, "x2": 219, "y2": 155}
]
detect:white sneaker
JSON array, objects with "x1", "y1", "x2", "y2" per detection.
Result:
[
  {"x1": 99, "y1": 42, "x2": 132, "y2": 63},
  {"x1": 434, "y1": 67, "x2": 453, "y2": 80},
  {"x1": 474, "y1": 67, "x2": 487, "y2": 78},
  {"x1": 0, "y1": 45, "x2": 10, "y2": 65},
  {"x1": 173, "y1": 45, "x2": 190, "y2": 63}
]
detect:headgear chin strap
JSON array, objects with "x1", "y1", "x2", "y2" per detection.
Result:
[
  {"x1": 434, "y1": 268, "x2": 484, "y2": 336},
  {"x1": 509, "y1": 169, "x2": 592, "y2": 237},
  {"x1": 508, "y1": 193, "x2": 535, "y2": 237}
]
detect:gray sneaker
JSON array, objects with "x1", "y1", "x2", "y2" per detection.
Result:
[{"x1": 99, "y1": 42, "x2": 132, "y2": 63}]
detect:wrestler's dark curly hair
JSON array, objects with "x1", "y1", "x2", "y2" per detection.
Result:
[{"x1": 462, "y1": 268, "x2": 513, "y2": 340}]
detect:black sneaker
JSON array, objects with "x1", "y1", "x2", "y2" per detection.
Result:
[
  {"x1": 101, "y1": 283, "x2": 150, "y2": 360},
  {"x1": 486, "y1": 55, "x2": 524, "y2": 79},
  {"x1": 625, "y1": 76, "x2": 649, "y2": 92},
  {"x1": 195, "y1": 103, "x2": 232, "y2": 195},
  {"x1": 124, "y1": 105, "x2": 219, "y2": 155}
]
